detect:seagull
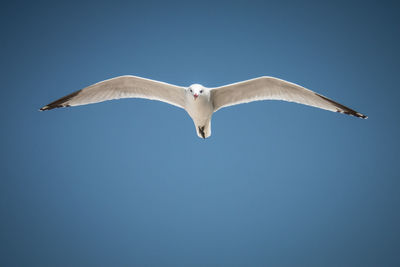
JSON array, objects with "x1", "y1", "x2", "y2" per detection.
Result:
[{"x1": 40, "y1": 75, "x2": 367, "y2": 138}]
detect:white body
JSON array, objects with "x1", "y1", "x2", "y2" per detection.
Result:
[
  {"x1": 184, "y1": 84, "x2": 213, "y2": 138},
  {"x1": 40, "y1": 75, "x2": 367, "y2": 138}
]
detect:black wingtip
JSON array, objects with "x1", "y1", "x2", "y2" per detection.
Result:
[
  {"x1": 359, "y1": 113, "x2": 368, "y2": 119},
  {"x1": 336, "y1": 110, "x2": 368, "y2": 119},
  {"x1": 39, "y1": 89, "x2": 81, "y2": 111},
  {"x1": 39, "y1": 104, "x2": 70, "y2": 111},
  {"x1": 39, "y1": 105, "x2": 54, "y2": 111},
  {"x1": 316, "y1": 93, "x2": 367, "y2": 120}
]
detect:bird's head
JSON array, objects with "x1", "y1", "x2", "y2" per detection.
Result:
[{"x1": 187, "y1": 84, "x2": 208, "y2": 101}]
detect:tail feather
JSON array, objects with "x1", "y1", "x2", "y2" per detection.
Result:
[{"x1": 195, "y1": 120, "x2": 212, "y2": 139}]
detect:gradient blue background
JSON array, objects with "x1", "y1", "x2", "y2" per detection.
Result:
[{"x1": 1, "y1": 0, "x2": 399, "y2": 266}]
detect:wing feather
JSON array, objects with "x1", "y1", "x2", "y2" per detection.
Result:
[
  {"x1": 40, "y1": 75, "x2": 185, "y2": 111},
  {"x1": 210, "y1": 76, "x2": 367, "y2": 118}
]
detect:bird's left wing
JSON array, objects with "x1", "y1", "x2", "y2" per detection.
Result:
[
  {"x1": 40, "y1": 75, "x2": 186, "y2": 111},
  {"x1": 210, "y1": 76, "x2": 367, "y2": 118}
]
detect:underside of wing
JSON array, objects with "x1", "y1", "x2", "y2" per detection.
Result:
[
  {"x1": 40, "y1": 75, "x2": 186, "y2": 111},
  {"x1": 210, "y1": 76, "x2": 367, "y2": 118}
]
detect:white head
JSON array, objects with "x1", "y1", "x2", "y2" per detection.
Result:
[{"x1": 187, "y1": 84, "x2": 208, "y2": 101}]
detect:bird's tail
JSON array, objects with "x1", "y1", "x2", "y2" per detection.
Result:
[{"x1": 196, "y1": 120, "x2": 211, "y2": 139}]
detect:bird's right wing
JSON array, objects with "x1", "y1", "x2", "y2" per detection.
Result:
[
  {"x1": 210, "y1": 76, "x2": 367, "y2": 118},
  {"x1": 40, "y1": 75, "x2": 186, "y2": 111}
]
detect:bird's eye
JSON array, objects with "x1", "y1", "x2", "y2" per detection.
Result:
[
  {"x1": 190, "y1": 89, "x2": 192, "y2": 92},
  {"x1": 200, "y1": 90, "x2": 203, "y2": 93}
]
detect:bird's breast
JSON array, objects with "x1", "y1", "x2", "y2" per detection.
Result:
[{"x1": 185, "y1": 97, "x2": 213, "y2": 122}]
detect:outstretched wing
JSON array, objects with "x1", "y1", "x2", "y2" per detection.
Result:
[
  {"x1": 210, "y1": 76, "x2": 367, "y2": 118},
  {"x1": 40, "y1": 75, "x2": 186, "y2": 111}
]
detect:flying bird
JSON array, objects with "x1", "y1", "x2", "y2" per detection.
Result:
[{"x1": 40, "y1": 75, "x2": 367, "y2": 138}]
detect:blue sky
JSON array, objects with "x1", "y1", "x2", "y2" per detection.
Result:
[{"x1": 1, "y1": 0, "x2": 399, "y2": 266}]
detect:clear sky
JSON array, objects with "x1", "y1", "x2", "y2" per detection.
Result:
[{"x1": 1, "y1": 0, "x2": 399, "y2": 266}]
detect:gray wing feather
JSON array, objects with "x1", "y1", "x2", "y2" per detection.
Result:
[
  {"x1": 210, "y1": 76, "x2": 367, "y2": 118},
  {"x1": 40, "y1": 75, "x2": 186, "y2": 111}
]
